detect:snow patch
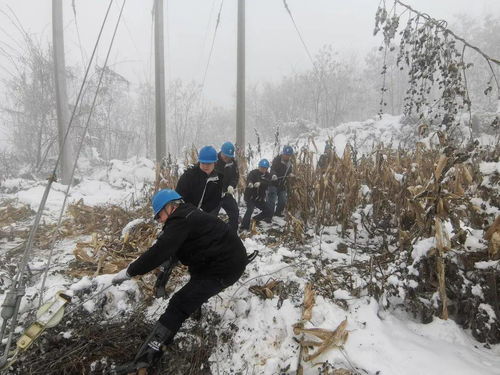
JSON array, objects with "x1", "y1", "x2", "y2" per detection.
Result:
[
  {"x1": 412, "y1": 237, "x2": 435, "y2": 262},
  {"x1": 121, "y1": 218, "x2": 147, "y2": 238},
  {"x1": 333, "y1": 289, "x2": 351, "y2": 300},
  {"x1": 475, "y1": 260, "x2": 500, "y2": 270},
  {"x1": 479, "y1": 304, "x2": 497, "y2": 324}
]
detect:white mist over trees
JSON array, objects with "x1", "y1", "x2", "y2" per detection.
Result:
[{"x1": 0, "y1": 13, "x2": 498, "y2": 176}]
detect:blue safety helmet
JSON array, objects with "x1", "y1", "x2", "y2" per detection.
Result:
[
  {"x1": 282, "y1": 145, "x2": 294, "y2": 155},
  {"x1": 198, "y1": 145, "x2": 218, "y2": 163},
  {"x1": 152, "y1": 189, "x2": 182, "y2": 217},
  {"x1": 258, "y1": 159, "x2": 270, "y2": 168},
  {"x1": 221, "y1": 141, "x2": 235, "y2": 158}
]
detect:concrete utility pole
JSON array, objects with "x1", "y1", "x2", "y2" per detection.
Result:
[
  {"x1": 236, "y1": 0, "x2": 245, "y2": 156},
  {"x1": 154, "y1": 0, "x2": 166, "y2": 162},
  {"x1": 52, "y1": 0, "x2": 72, "y2": 184}
]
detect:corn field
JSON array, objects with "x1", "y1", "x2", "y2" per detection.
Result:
[{"x1": 283, "y1": 139, "x2": 500, "y2": 343}]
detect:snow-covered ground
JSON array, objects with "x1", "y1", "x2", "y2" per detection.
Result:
[
  {"x1": 4, "y1": 210, "x2": 500, "y2": 374},
  {"x1": 204, "y1": 231, "x2": 500, "y2": 374},
  {"x1": 246, "y1": 113, "x2": 500, "y2": 171},
  {"x1": 1, "y1": 157, "x2": 155, "y2": 221},
  {"x1": 1, "y1": 115, "x2": 499, "y2": 374}
]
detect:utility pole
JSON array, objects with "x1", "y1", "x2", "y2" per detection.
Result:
[
  {"x1": 52, "y1": 0, "x2": 72, "y2": 184},
  {"x1": 236, "y1": 0, "x2": 245, "y2": 156},
  {"x1": 154, "y1": 0, "x2": 166, "y2": 163}
]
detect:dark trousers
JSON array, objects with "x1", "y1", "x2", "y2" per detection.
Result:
[
  {"x1": 267, "y1": 186, "x2": 288, "y2": 217},
  {"x1": 159, "y1": 278, "x2": 226, "y2": 335},
  {"x1": 241, "y1": 199, "x2": 272, "y2": 229},
  {"x1": 218, "y1": 194, "x2": 239, "y2": 232}
]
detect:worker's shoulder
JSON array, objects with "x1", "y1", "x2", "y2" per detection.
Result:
[
  {"x1": 180, "y1": 164, "x2": 200, "y2": 177},
  {"x1": 167, "y1": 203, "x2": 197, "y2": 219},
  {"x1": 177, "y1": 166, "x2": 203, "y2": 187},
  {"x1": 248, "y1": 168, "x2": 260, "y2": 177},
  {"x1": 225, "y1": 158, "x2": 238, "y2": 168},
  {"x1": 271, "y1": 155, "x2": 281, "y2": 164}
]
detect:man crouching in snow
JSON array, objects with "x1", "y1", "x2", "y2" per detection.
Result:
[{"x1": 111, "y1": 189, "x2": 248, "y2": 374}]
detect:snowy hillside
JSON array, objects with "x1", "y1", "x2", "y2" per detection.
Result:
[
  {"x1": 1, "y1": 115, "x2": 499, "y2": 375},
  {"x1": 246, "y1": 113, "x2": 499, "y2": 172}
]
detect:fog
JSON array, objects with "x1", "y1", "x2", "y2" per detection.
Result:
[
  {"x1": 0, "y1": 0, "x2": 499, "y2": 106},
  {"x1": 0, "y1": 0, "x2": 499, "y2": 166}
]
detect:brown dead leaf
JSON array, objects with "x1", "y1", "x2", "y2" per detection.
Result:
[
  {"x1": 295, "y1": 319, "x2": 349, "y2": 362},
  {"x1": 485, "y1": 216, "x2": 500, "y2": 259},
  {"x1": 461, "y1": 164, "x2": 473, "y2": 184},
  {"x1": 434, "y1": 155, "x2": 448, "y2": 182},
  {"x1": 249, "y1": 279, "x2": 282, "y2": 299},
  {"x1": 302, "y1": 283, "x2": 315, "y2": 321}
]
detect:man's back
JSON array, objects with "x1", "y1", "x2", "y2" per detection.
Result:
[{"x1": 165, "y1": 203, "x2": 247, "y2": 279}]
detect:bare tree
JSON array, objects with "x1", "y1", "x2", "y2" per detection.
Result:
[
  {"x1": 134, "y1": 82, "x2": 155, "y2": 159},
  {"x1": 86, "y1": 66, "x2": 137, "y2": 162},
  {"x1": 2, "y1": 37, "x2": 58, "y2": 172},
  {"x1": 165, "y1": 80, "x2": 207, "y2": 155}
]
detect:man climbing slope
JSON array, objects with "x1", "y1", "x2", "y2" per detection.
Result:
[
  {"x1": 214, "y1": 141, "x2": 240, "y2": 231},
  {"x1": 176, "y1": 145, "x2": 222, "y2": 215},
  {"x1": 112, "y1": 189, "x2": 248, "y2": 374}
]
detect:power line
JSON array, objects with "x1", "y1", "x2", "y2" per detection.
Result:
[
  {"x1": 71, "y1": 0, "x2": 87, "y2": 69},
  {"x1": 0, "y1": 0, "x2": 116, "y2": 367},
  {"x1": 165, "y1": 0, "x2": 172, "y2": 83},
  {"x1": 198, "y1": 0, "x2": 218, "y2": 76},
  {"x1": 39, "y1": 0, "x2": 127, "y2": 308},
  {"x1": 282, "y1": 0, "x2": 333, "y2": 122},
  {"x1": 113, "y1": 0, "x2": 141, "y2": 60},
  {"x1": 147, "y1": 2, "x2": 154, "y2": 83},
  {"x1": 282, "y1": 0, "x2": 315, "y2": 66},
  {"x1": 200, "y1": 0, "x2": 224, "y2": 93}
]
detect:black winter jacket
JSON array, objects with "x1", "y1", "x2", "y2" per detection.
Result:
[
  {"x1": 127, "y1": 203, "x2": 247, "y2": 281},
  {"x1": 244, "y1": 169, "x2": 270, "y2": 202},
  {"x1": 270, "y1": 155, "x2": 293, "y2": 191},
  {"x1": 215, "y1": 152, "x2": 239, "y2": 193},
  {"x1": 176, "y1": 164, "x2": 222, "y2": 213},
  {"x1": 318, "y1": 151, "x2": 333, "y2": 170}
]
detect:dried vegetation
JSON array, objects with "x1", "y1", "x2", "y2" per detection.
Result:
[
  {"x1": 285, "y1": 140, "x2": 500, "y2": 343},
  {"x1": 60, "y1": 199, "x2": 156, "y2": 278},
  {"x1": 8, "y1": 308, "x2": 218, "y2": 375},
  {"x1": 294, "y1": 283, "x2": 351, "y2": 374}
]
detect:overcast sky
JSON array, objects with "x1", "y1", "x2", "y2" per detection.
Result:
[{"x1": 1, "y1": 0, "x2": 499, "y2": 107}]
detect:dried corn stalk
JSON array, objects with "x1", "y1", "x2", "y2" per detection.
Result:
[
  {"x1": 155, "y1": 154, "x2": 181, "y2": 191},
  {"x1": 435, "y1": 217, "x2": 451, "y2": 320},
  {"x1": 294, "y1": 319, "x2": 349, "y2": 362},
  {"x1": 294, "y1": 283, "x2": 317, "y2": 374},
  {"x1": 302, "y1": 283, "x2": 315, "y2": 321},
  {"x1": 0, "y1": 201, "x2": 34, "y2": 226},
  {"x1": 72, "y1": 236, "x2": 131, "y2": 276},
  {"x1": 249, "y1": 279, "x2": 282, "y2": 299},
  {"x1": 69, "y1": 218, "x2": 157, "y2": 278},
  {"x1": 485, "y1": 216, "x2": 500, "y2": 260},
  {"x1": 434, "y1": 155, "x2": 448, "y2": 182}
]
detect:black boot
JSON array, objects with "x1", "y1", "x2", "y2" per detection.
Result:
[
  {"x1": 113, "y1": 323, "x2": 174, "y2": 375},
  {"x1": 191, "y1": 307, "x2": 202, "y2": 321}
]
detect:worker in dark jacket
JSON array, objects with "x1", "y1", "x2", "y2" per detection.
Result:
[
  {"x1": 214, "y1": 141, "x2": 240, "y2": 231},
  {"x1": 176, "y1": 145, "x2": 221, "y2": 214},
  {"x1": 267, "y1": 145, "x2": 294, "y2": 218},
  {"x1": 317, "y1": 142, "x2": 334, "y2": 171},
  {"x1": 240, "y1": 159, "x2": 272, "y2": 230},
  {"x1": 112, "y1": 189, "x2": 248, "y2": 374}
]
